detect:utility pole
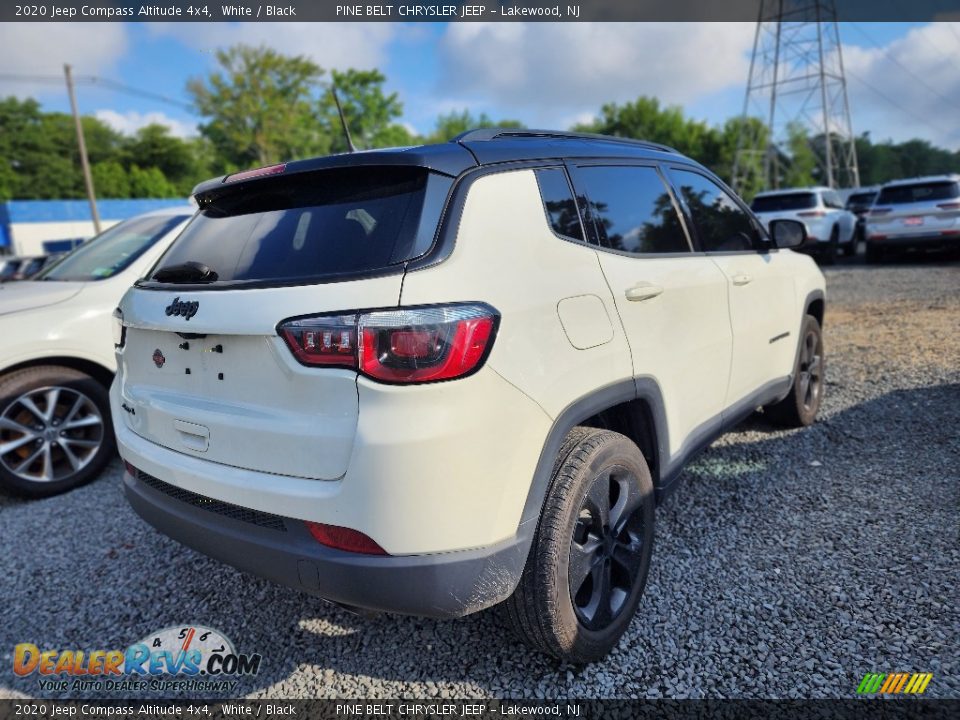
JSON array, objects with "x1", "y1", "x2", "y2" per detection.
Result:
[
  {"x1": 732, "y1": 0, "x2": 860, "y2": 195},
  {"x1": 64, "y1": 63, "x2": 101, "y2": 234}
]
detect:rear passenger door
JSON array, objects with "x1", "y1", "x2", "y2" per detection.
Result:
[
  {"x1": 569, "y1": 163, "x2": 733, "y2": 459},
  {"x1": 665, "y1": 167, "x2": 797, "y2": 410}
]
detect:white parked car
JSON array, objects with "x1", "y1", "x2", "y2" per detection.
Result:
[
  {"x1": 112, "y1": 131, "x2": 825, "y2": 662},
  {"x1": 865, "y1": 174, "x2": 960, "y2": 263},
  {"x1": 751, "y1": 187, "x2": 858, "y2": 263},
  {"x1": 0, "y1": 207, "x2": 194, "y2": 497}
]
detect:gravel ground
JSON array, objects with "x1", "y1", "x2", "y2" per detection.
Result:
[{"x1": 1, "y1": 253, "x2": 958, "y2": 700}]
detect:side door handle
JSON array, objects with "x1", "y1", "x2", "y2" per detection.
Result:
[
  {"x1": 732, "y1": 273, "x2": 752, "y2": 286},
  {"x1": 625, "y1": 283, "x2": 664, "y2": 302}
]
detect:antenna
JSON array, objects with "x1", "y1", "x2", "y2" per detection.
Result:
[{"x1": 330, "y1": 84, "x2": 357, "y2": 153}]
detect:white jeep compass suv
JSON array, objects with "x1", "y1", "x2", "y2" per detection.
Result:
[{"x1": 112, "y1": 130, "x2": 826, "y2": 662}]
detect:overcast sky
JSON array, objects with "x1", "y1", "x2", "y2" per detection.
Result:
[{"x1": 2, "y1": 21, "x2": 959, "y2": 150}]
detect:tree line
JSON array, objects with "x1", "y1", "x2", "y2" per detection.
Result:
[{"x1": 1, "y1": 44, "x2": 957, "y2": 202}]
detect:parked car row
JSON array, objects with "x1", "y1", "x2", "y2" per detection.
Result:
[
  {"x1": 748, "y1": 174, "x2": 959, "y2": 264},
  {"x1": 0, "y1": 253, "x2": 65, "y2": 282}
]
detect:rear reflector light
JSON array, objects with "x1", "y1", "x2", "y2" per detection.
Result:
[
  {"x1": 797, "y1": 211, "x2": 825, "y2": 217},
  {"x1": 279, "y1": 303, "x2": 499, "y2": 384},
  {"x1": 941, "y1": 229, "x2": 960, "y2": 236},
  {"x1": 224, "y1": 163, "x2": 286, "y2": 184},
  {"x1": 868, "y1": 234, "x2": 887, "y2": 241},
  {"x1": 124, "y1": 460, "x2": 137, "y2": 476},
  {"x1": 937, "y1": 202, "x2": 960, "y2": 210},
  {"x1": 869, "y1": 208, "x2": 892, "y2": 216},
  {"x1": 305, "y1": 521, "x2": 388, "y2": 555},
  {"x1": 280, "y1": 314, "x2": 357, "y2": 369}
]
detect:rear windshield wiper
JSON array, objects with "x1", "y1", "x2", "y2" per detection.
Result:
[{"x1": 152, "y1": 262, "x2": 219, "y2": 284}]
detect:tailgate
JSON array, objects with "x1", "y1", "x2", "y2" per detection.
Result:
[{"x1": 115, "y1": 279, "x2": 401, "y2": 480}]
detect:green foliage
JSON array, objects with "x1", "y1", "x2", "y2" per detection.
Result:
[
  {"x1": 0, "y1": 95, "x2": 196, "y2": 199},
  {"x1": 91, "y1": 161, "x2": 130, "y2": 198},
  {"x1": 128, "y1": 165, "x2": 178, "y2": 198},
  {"x1": 856, "y1": 134, "x2": 959, "y2": 186},
  {"x1": 187, "y1": 44, "x2": 328, "y2": 168},
  {"x1": 782, "y1": 122, "x2": 818, "y2": 188},
  {"x1": 424, "y1": 110, "x2": 523, "y2": 144},
  {"x1": 321, "y1": 69, "x2": 412, "y2": 152},
  {"x1": 575, "y1": 97, "x2": 718, "y2": 161}
]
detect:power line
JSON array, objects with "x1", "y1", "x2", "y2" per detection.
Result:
[
  {"x1": 847, "y1": 23, "x2": 960, "y2": 114},
  {"x1": 0, "y1": 72, "x2": 193, "y2": 111},
  {"x1": 845, "y1": 68, "x2": 955, "y2": 139}
]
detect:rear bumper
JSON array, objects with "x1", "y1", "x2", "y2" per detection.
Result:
[
  {"x1": 124, "y1": 466, "x2": 528, "y2": 618},
  {"x1": 867, "y1": 232, "x2": 960, "y2": 248}
]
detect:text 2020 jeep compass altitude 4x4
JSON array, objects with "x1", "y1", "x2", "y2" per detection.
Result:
[{"x1": 112, "y1": 130, "x2": 825, "y2": 662}]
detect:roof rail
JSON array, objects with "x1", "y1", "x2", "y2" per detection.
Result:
[{"x1": 451, "y1": 128, "x2": 678, "y2": 154}]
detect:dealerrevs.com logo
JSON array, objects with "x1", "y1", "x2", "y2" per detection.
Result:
[{"x1": 13, "y1": 625, "x2": 261, "y2": 694}]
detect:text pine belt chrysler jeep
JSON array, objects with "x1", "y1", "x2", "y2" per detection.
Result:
[{"x1": 113, "y1": 130, "x2": 826, "y2": 662}]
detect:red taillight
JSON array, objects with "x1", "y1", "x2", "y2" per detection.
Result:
[
  {"x1": 869, "y1": 208, "x2": 892, "y2": 216},
  {"x1": 389, "y1": 329, "x2": 439, "y2": 358},
  {"x1": 224, "y1": 163, "x2": 286, "y2": 184},
  {"x1": 279, "y1": 314, "x2": 357, "y2": 368},
  {"x1": 124, "y1": 460, "x2": 137, "y2": 476},
  {"x1": 305, "y1": 521, "x2": 388, "y2": 555},
  {"x1": 941, "y1": 229, "x2": 960, "y2": 236},
  {"x1": 278, "y1": 304, "x2": 499, "y2": 384},
  {"x1": 797, "y1": 211, "x2": 825, "y2": 217}
]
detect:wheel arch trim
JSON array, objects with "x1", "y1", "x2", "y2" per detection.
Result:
[{"x1": 518, "y1": 378, "x2": 668, "y2": 530}]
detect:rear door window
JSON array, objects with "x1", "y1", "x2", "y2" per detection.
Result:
[
  {"x1": 534, "y1": 168, "x2": 584, "y2": 241},
  {"x1": 669, "y1": 169, "x2": 762, "y2": 252},
  {"x1": 151, "y1": 166, "x2": 451, "y2": 286},
  {"x1": 876, "y1": 181, "x2": 960, "y2": 205},
  {"x1": 575, "y1": 165, "x2": 690, "y2": 254}
]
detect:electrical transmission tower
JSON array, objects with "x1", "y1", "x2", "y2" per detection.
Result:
[{"x1": 732, "y1": 0, "x2": 860, "y2": 196}]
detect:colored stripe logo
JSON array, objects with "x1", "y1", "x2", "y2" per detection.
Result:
[{"x1": 857, "y1": 672, "x2": 933, "y2": 694}]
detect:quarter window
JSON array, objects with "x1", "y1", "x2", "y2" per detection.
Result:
[
  {"x1": 576, "y1": 166, "x2": 689, "y2": 254},
  {"x1": 534, "y1": 168, "x2": 584, "y2": 241},
  {"x1": 668, "y1": 169, "x2": 761, "y2": 253}
]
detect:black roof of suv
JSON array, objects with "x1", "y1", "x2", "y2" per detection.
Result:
[{"x1": 192, "y1": 129, "x2": 687, "y2": 201}]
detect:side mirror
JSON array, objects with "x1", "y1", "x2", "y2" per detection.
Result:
[{"x1": 769, "y1": 219, "x2": 807, "y2": 249}]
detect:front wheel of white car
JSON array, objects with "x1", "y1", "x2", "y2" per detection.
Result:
[{"x1": 0, "y1": 366, "x2": 115, "y2": 498}]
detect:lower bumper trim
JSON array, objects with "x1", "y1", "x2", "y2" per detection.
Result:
[{"x1": 124, "y1": 469, "x2": 527, "y2": 619}]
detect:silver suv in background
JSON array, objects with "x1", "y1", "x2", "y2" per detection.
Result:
[
  {"x1": 865, "y1": 175, "x2": 960, "y2": 263},
  {"x1": 751, "y1": 187, "x2": 857, "y2": 263}
]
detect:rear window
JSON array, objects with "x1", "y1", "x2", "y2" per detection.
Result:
[
  {"x1": 876, "y1": 181, "x2": 960, "y2": 206},
  {"x1": 750, "y1": 193, "x2": 818, "y2": 212},
  {"x1": 846, "y1": 192, "x2": 876, "y2": 207},
  {"x1": 152, "y1": 166, "x2": 452, "y2": 285},
  {"x1": 38, "y1": 213, "x2": 190, "y2": 282}
]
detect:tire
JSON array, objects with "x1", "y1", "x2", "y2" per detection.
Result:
[
  {"x1": 764, "y1": 315, "x2": 824, "y2": 427},
  {"x1": 503, "y1": 427, "x2": 655, "y2": 663},
  {"x1": 820, "y1": 228, "x2": 839, "y2": 265},
  {"x1": 865, "y1": 243, "x2": 884, "y2": 264},
  {"x1": 0, "y1": 366, "x2": 115, "y2": 498},
  {"x1": 841, "y1": 229, "x2": 856, "y2": 257}
]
